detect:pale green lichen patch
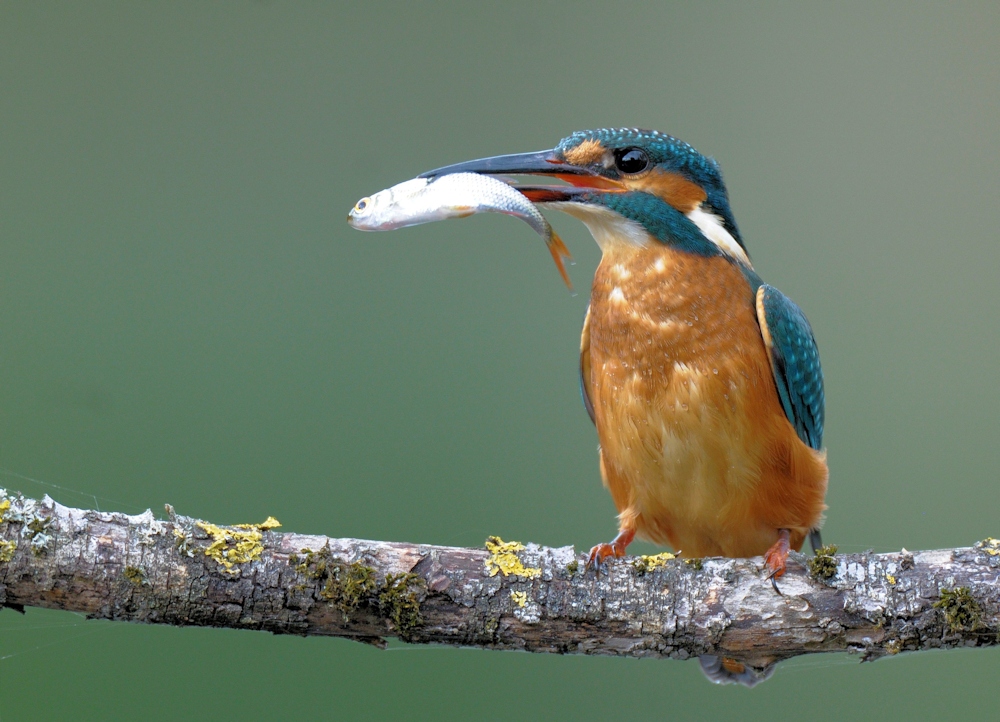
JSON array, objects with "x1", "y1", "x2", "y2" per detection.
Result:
[
  {"x1": 484, "y1": 537, "x2": 541, "y2": 579},
  {"x1": 632, "y1": 551, "x2": 676, "y2": 576},
  {"x1": 174, "y1": 528, "x2": 194, "y2": 557},
  {"x1": 123, "y1": 566, "x2": 146, "y2": 585},
  {"x1": 565, "y1": 560, "x2": 579, "y2": 576},
  {"x1": 322, "y1": 560, "x2": 378, "y2": 616},
  {"x1": 0, "y1": 495, "x2": 53, "y2": 555},
  {"x1": 808, "y1": 544, "x2": 839, "y2": 580},
  {"x1": 26, "y1": 515, "x2": 53, "y2": 556},
  {"x1": 934, "y1": 587, "x2": 984, "y2": 633},
  {"x1": 26, "y1": 516, "x2": 52, "y2": 538},
  {"x1": 289, "y1": 547, "x2": 341, "y2": 585},
  {"x1": 0, "y1": 539, "x2": 16, "y2": 563},
  {"x1": 288, "y1": 548, "x2": 319, "y2": 576},
  {"x1": 510, "y1": 591, "x2": 528, "y2": 608},
  {"x1": 289, "y1": 547, "x2": 425, "y2": 637},
  {"x1": 195, "y1": 517, "x2": 281, "y2": 573},
  {"x1": 976, "y1": 538, "x2": 1000, "y2": 556},
  {"x1": 684, "y1": 558, "x2": 704, "y2": 571},
  {"x1": 379, "y1": 573, "x2": 424, "y2": 635}
]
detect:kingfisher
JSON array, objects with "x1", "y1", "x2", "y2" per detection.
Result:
[{"x1": 421, "y1": 128, "x2": 828, "y2": 681}]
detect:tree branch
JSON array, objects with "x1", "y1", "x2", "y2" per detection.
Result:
[{"x1": 2, "y1": 490, "x2": 999, "y2": 677}]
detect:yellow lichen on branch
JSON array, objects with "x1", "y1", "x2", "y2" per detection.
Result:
[
  {"x1": 5, "y1": 490, "x2": 1000, "y2": 670},
  {"x1": 234, "y1": 517, "x2": 281, "y2": 531},
  {"x1": 977, "y1": 538, "x2": 1000, "y2": 556},
  {"x1": 632, "y1": 551, "x2": 676, "y2": 575},
  {"x1": 484, "y1": 536, "x2": 541, "y2": 579},
  {"x1": 195, "y1": 517, "x2": 282, "y2": 573},
  {"x1": 0, "y1": 539, "x2": 16, "y2": 563}
]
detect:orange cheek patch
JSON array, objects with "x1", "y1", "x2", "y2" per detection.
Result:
[
  {"x1": 626, "y1": 169, "x2": 707, "y2": 213},
  {"x1": 562, "y1": 138, "x2": 607, "y2": 167}
]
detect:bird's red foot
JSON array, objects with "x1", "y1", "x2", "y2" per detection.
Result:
[
  {"x1": 699, "y1": 655, "x2": 776, "y2": 687},
  {"x1": 763, "y1": 528, "x2": 791, "y2": 594},
  {"x1": 587, "y1": 528, "x2": 636, "y2": 571}
]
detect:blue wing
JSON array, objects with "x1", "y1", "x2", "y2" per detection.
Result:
[{"x1": 755, "y1": 284, "x2": 825, "y2": 450}]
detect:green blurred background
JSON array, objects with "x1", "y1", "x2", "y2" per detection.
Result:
[{"x1": 1, "y1": 2, "x2": 999, "y2": 719}]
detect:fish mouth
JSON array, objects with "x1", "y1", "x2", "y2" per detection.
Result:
[{"x1": 418, "y1": 149, "x2": 623, "y2": 202}]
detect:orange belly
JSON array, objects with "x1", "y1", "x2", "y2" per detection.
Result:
[{"x1": 585, "y1": 246, "x2": 828, "y2": 558}]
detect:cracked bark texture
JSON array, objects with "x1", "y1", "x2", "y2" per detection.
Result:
[{"x1": 2, "y1": 491, "x2": 999, "y2": 675}]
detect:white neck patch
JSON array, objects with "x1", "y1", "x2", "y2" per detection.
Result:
[
  {"x1": 686, "y1": 205, "x2": 752, "y2": 267},
  {"x1": 543, "y1": 201, "x2": 653, "y2": 252},
  {"x1": 543, "y1": 199, "x2": 752, "y2": 267}
]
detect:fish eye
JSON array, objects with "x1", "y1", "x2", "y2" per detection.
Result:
[
  {"x1": 614, "y1": 147, "x2": 649, "y2": 175},
  {"x1": 354, "y1": 197, "x2": 370, "y2": 214}
]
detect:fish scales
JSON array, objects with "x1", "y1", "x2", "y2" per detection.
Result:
[{"x1": 348, "y1": 172, "x2": 572, "y2": 287}]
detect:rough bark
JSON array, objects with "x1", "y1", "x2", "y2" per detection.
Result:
[{"x1": 2, "y1": 490, "x2": 999, "y2": 677}]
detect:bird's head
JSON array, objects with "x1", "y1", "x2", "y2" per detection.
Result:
[{"x1": 420, "y1": 128, "x2": 750, "y2": 266}]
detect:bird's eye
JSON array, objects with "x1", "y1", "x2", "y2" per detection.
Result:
[
  {"x1": 354, "y1": 198, "x2": 370, "y2": 213},
  {"x1": 614, "y1": 148, "x2": 649, "y2": 175}
]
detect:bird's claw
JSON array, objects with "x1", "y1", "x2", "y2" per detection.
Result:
[
  {"x1": 762, "y1": 529, "x2": 791, "y2": 595},
  {"x1": 586, "y1": 528, "x2": 636, "y2": 574},
  {"x1": 586, "y1": 542, "x2": 616, "y2": 574}
]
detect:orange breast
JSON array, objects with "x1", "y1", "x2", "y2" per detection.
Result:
[{"x1": 586, "y1": 246, "x2": 828, "y2": 558}]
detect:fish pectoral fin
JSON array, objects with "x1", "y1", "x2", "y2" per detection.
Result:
[
  {"x1": 450, "y1": 205, "x2": 475, "y2": 218},
  {"x1": 547, "y1": 230, "x2": 574, "y2": 290}
]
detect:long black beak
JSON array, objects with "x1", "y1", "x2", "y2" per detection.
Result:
[
  {"x1": 418, "y1": 149, "x2": 622, "y2": 205},
  {"x1": 418, "y1": 149, "x2": 596, "y2": 179}
]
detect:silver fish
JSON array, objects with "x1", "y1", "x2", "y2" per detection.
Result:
[{"x1": 348, "y1": 172, "x2": 572, "y2": 288}]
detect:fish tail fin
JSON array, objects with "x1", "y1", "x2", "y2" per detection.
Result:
[{"x1": 547, "y1": 230, "x2": 573, "y2": 290}]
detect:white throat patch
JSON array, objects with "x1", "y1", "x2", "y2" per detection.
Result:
[
  {"x1": 543, "y1": 202, "x2": 653, "y2": 252},
  {"x1": 686, "y1": 205, "x2": 752, "y2": 267}
]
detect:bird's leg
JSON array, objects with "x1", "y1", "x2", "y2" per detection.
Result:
[
  {"x1": 587, "y1": 527, "x2": 636, "y2": 570},
  {"x1": 763, "y1": 528, "x2": 791, "y2": 594}
]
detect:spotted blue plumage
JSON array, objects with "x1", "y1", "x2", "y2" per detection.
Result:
[{"x1": 757, "y1": 285, "x2": 825, "y2": 450}]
